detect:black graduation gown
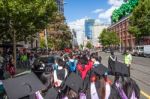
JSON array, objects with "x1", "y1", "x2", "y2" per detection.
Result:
[
  {"x1": 123, "y1": 78, "x2": 140, "y2": 99},
  {"x1": 56, "y1": 69, "x2": 66, "y2": 81},
  {"x1": 108, "y1": 55, "x2": 116, "y2": 75},
  {"x1": 109, "y1": 83, "x2": 121, "y2": 99},
  {"x1": 86, "y1": 80, "x2": 101, "y2": 99}
]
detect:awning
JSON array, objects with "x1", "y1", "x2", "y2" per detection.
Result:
[{"x1": 0, "y1": 43, "x2": 23, "y2": 48}]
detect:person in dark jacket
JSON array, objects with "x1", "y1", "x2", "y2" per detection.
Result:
[
  {"x1": 108, "y1": 51, "x2": 117, "y2": 75},
  {"x1": 53, "y1": 59, "x2": 68, "y2": 88}
]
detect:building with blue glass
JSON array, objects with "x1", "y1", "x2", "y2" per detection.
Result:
[
  {"x1": 56, "y1": 0, "x2": 64, "y2": 14},
  {"x1": 85, "y1": 19, "x2": 95, "y2": 39}
]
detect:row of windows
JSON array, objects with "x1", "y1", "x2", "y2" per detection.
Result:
[{"x1": 56, "y1": 0, "x2": 64, "y2": 13}]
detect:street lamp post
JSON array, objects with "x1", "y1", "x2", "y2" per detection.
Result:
[{"x1": 120, "y1": 36, "x2": 122, "y2": 52}]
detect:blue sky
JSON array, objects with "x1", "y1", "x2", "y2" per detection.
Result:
[
  {"x1": 64, "y1": 0, "x2": 124, "y2": 45},
  {"x1": 64, "y1": 0, "x2": 124, "y2": 24},
  {"x1": 64, "y1": 0, "x2": 110, "y2": 22}
]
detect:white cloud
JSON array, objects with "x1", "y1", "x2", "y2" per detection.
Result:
[
  {"x1": 98, "y1": 6, "x2": 118, "y2": 23},
  {"x1": 92, "y1": 9, "x2": 104, "y2": 14},
  {"x1": 108, "y1": 0, "x2": 123, "y2": 6},
  {"x1": 68, "y1": 17, "x2": 89, "y2": 45},
  {"x1": 98, "y1": 6, "x2": 116, "y2": 19},
  {"x1": 97, "y1": 0, "x2": 123, "y2": 24},
  {"x1": 95, "y1": 19, "x2": 101, "y2": 24},
  {"x1": 68, "y1": 17, "x2": 87, "y2": 31}
]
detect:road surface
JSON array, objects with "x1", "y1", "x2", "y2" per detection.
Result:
[{"x1": 99, "y1": 52, "x2": 150, "y2": 99}]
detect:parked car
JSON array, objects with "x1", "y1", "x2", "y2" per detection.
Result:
[
  {"x1": 104, "y1": 49, "x2": 111, "y2": 53},
  {"x1": 143, "y1": 45, "x2": 150, "y2": 57},
  {"x1": 31, "y1": 55, "x2": 63, "y2": 78},
  {"x1": 132, "y1": 46, "x2": 144, "y2": 56}
]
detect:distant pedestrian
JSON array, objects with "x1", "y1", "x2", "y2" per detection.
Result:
[
  {"x1": 7, "y1": 59, "x2": 16, "y2": 78},
  {"x1": 0, "y1": 52, "x2": 4, "y2": 80},
  {"x1": 20, "y1": 53, "x2": 28, "y2": 68},
  {"x1": 90, "y1": 53, "x2": 100, "y2": 68},
  {"x1": 95, "y1": 52, "x2": 102, "y2": 63},
  {"x1": 108, "y1": 51, "x2": 117, "y2": 75},
  {"x1": 124, "y1": 50, "x2": 132, "y2": 76}
]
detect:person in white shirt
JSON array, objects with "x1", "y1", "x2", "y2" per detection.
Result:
[{"x1": 53, "y1": 59, "x2": 68, "y2": 88}]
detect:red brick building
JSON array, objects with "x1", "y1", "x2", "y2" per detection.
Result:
[{"x1": 108, "y1": 16, "x2": 135, "y2": 51}]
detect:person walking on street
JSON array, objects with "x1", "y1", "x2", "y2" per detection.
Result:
[
  {"x1": 108, "y1": 51, "x2": 117, "y2": 75},
  {"x1": 124, "y1": 50, "x2": 132, "y2": 76},
  {"x1": 6, "y1": 59, "x2": 16, "y2": 78},
  {"x1": 0, "y1": 52, "x2": 4, "y2": 80}
]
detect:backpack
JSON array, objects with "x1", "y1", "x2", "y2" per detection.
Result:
[
  {"x1": 69, "y1": 60, "x2": 77, "y2": 72},
  {"x1": 9, "y1": 66, "x2": 15, "y2": 75}
]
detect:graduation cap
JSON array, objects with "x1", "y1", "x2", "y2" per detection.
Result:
[
  {"x1": 2, "y1": 72, "x2": 46, "y2": 99},
  {"x1": 65, "y1": 73, "x2": 83, "y2": 93},
  {"x1": 114, "y1": 61, "x2": 129, "y2": 76},
  {"x1": 93, "y1": 64, "x2": 109, "y2": 76},
  {"x1": 44, "y1": 88, "x2": 58, "y2": 99}
]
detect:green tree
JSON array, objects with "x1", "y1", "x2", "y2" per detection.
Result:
[
  {"x1": 112, "y1": 0, "x2": 139, "y2": 23},
  {"x1": 47, "y1": 12, "x2": 72, "y2": 50},
  {"x1": 86, "y1": 41, "x2": 93, "y2": 49},
  {"x1": 80, "y1": 44, "x2": 83, "y2": 50},
  {"x1": 129, "y1": 0, "x2": 150, "y2": 43},
  {"x1": 40, "y1": 38, "x2": 46, "y2": 49},
  {"x1": 0, "y1": 0, "x2": 57, "y2": 67},
  {"x1": 99, "y1": 29, "x2": 119, "y2": 46}
]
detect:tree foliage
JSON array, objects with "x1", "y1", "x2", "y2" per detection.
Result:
[
  {"x1": 86, "y1": 41, "x2": 93, "y2": 49},
  {"x1": 0, "y1": 0, "x2": 57, "y2": 41},
  {"x1": 129, "y1": 0, "x2": 150, "y2": 40},
  {"x1": 80, "y1": 44, "x2": 83, "y2": 50},
  {"x1": 0, "y1": 0, "x2": 57, "y2": 67},
  {"x1": 99, "y1": 29, "x2": 120, "y2": 46},
  {"x1": 46, "y1": 12, "x2": 72, "y2": 50},
  {"x1": 40, "y1": 38, "x2": 46, "y2": 48},
  {"x1": 112, "y1": 0, "x2": 139, "y2": 23}
]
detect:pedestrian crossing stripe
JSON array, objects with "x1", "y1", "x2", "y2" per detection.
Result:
[{"x1": 141, "y1": 90, "x2": 150, "y2": 99}]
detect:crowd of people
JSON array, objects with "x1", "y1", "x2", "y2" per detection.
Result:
[
  {"x1": 30, "y1": 50, "x2": 139, "y2": 99},
  {"x1": 0, "y1": 49, "x2": 139, "y2": 99}
]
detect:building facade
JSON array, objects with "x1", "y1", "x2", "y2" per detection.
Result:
[
  {"x1": 56, "y1": 0, "x2": 64, "y2": 14},
  {"x1": 85, "y1": 19, "x2": 95, "y2": 39},
  {"x1": 108, "y1": 16, "x2": 135, "y2": 51},
  {"x1": 92, "y1": 23, "x2": 109, "y2": 47},
  {"x1": 72, "y1": 29, "x2": 78, "y2": 48}
]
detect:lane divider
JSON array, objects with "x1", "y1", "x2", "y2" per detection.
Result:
[{"x1": 140, "y1": 91, "x2": 150, "y2": 99}]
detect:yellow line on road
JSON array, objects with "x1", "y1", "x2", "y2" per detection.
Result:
[{"x1": 141, "y1": 90, "x2": 150, "y2": 99}]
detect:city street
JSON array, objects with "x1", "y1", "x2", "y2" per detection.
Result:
[
  {"x1": 99, "y1": 52, "x2": 150, "y2": 99},
  {"x1": 0, "y1": 0, "x2": 150, "y2": 98}
]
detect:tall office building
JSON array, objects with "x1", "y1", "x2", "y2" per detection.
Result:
[
  {"x1": 56, "y1": 0, "x2": 64, "y2": 14},
  {"x1": 85, "y1": 19, "x2": 95, "y2": 39}
]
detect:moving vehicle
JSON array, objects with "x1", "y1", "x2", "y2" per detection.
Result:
[{"x1": 143, "y1": 45, "x2": 150, "y2": 57}]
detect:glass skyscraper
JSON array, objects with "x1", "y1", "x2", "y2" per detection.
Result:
[
  {"x1": 56, "y1": 0, "x2": 64, "y2": 14},
  {"x1": 85, "y1": 19, "x2": 95, "y2": 39}
]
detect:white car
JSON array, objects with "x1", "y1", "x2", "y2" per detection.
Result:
[{"x1": 132, "y1": 46, "x2": 144, "y2": 56}]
